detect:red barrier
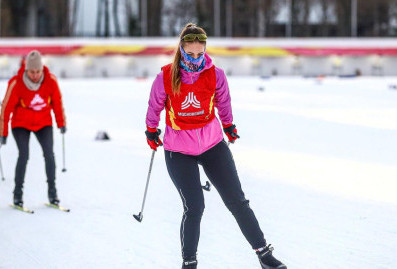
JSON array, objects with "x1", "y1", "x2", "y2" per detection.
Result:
[{"x1": 1, "y1": 44, "x2": 397, "y2": 56}]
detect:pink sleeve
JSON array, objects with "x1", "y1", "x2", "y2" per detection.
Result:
[
  {"x1": 214, "y1": 67, "x2": 233, "y2": 125},
  {"x1": 145, "y1": 72, "x2": 167, "y2": 128}
]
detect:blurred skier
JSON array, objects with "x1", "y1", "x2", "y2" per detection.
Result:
[
  {"x1": 144, "y1": 23, "x2": 287, "y2": 269},
  {"x1": 0, "y1": 50, "x2": 66, "y2": 207}
]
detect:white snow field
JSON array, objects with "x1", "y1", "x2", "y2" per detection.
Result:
[{"x1": 0, "y1": 76, "x2": 396, "y2": 269}]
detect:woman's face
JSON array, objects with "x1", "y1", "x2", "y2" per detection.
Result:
[
  {"x1": 182, "y1": 42, "x2": 205, "y2": 59},
  {"x1": 27, "y1": 68, "x2": 43, "y2": 83}
]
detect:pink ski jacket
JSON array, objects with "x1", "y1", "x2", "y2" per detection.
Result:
[{"x1": 145, "y1": 54, "x2": 233, "y2": 156}]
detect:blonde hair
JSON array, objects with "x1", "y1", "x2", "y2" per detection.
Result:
[{"x1": 171, "y1": 23, "x2": 207, "y2": 95}]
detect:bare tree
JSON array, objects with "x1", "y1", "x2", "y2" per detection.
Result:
[
  {"x1": 96, "y1": 0, "x2": 103, "y2": 36},
  {"x1": 104, "y1": 0, "x2": 110, "y2": 37},
  {"x1": 233, "y1": 0, "x2": 257, "y2": 37},
  {"x1": 7, "y1": 0, "x2": 29, "y2": 36},
  {"x1": 257, "y1": 0, "x2": 265, "y2": 37},
  {"x1": 389, "y1": 0, "x2": 397, "y2": 36},
  {"x1": 70, "y1": 0, "x2": 80, "y2": 36},
  {"x1": 147, "y1": 0, "x2": 162, "y2": 36},
  {"x1": 290, "y1": 0, "x2": 312, "y2": 36},
  {"x1": 335, "y1": 0, "x2": 351, "y2": 36},
  {"x1": 319, "y1": 0, "x2": 330, "y2": 36},
  {"x1": 264, "y1": 0, "x2": 283, "y2": 37},
  {"x1": 113, "y1": 0, "x2": 121, "y2": 36},
  {"x1": 96, "y1": 0, "x2": 111, "y2": 37},
  {"x1": 164, "y1": 0, "x2": 196, "y2": 36},
  {"x1": 2, "y1": 0, "x2": 69, "y2": 37},
  {"x1": 125, "y1": 0, "x2": 140, "y2": 36},
  {"x1": 302, "y1": 0, "x2": 311, "y2": 36},
  {"x1": 197, "y1": 0, "x2": 213, "y2": 35},
  {"x1": 357, "y1": 0, "x2": 392, "y2": 37}
]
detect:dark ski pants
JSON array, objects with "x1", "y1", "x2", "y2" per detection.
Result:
[
  {"x1": 12, "y1": 126, "x2": 56, "y2": 192},
  {"x1": 165, "y1": 140, "x2": 266, "y2": 258}
]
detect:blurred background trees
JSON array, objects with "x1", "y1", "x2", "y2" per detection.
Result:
[
  {"x1": 0, "y1": 0, "x2": 396, "y2": 37},
  {"x1": 1, "y1": 0, "x2": 69, "y2": 36}
]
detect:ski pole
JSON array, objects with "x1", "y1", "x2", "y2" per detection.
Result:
[
  {"x1": 61, "y1": 133, "x2": 66, "y2": 172},
  {"x1": 133, "y1": 150, "x2": 156, "y2": 222},
  {"x1": 0, "y1": 146, "x2": 5, "y2": 181}
]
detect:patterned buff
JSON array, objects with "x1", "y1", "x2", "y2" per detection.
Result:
[{"x1": 180, "y1": 45, "x2": 206, "y2": 73}]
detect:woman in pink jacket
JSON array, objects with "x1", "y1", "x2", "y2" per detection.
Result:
[{"x1": 145, "y1": 23, "x2": 286, "y2": 269}]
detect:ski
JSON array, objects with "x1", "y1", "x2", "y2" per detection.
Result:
[
  {"x1": 10, "y1": 204, "x2": 34, "y2": 214},
  {"x1": 45, "y1": 203, "x2": 70, "y2": 212}
]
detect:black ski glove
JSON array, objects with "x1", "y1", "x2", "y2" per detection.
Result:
[
  {"x1": 145, "y1": 126, "x2": 163, "y2": 151},
  {"x1": 222, "y1": 123, "x2": 240, "y2": 143},
  {"x1": 60, "y1": 127, "x2": 67, "y2": 134},
  {"x1": 0, "y1": 136, "x2": 6, "y2": 145}
]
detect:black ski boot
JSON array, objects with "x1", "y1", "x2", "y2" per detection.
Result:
[
  {"x1": 182, "y1": 256, "x2": 197, "y2": 269},
  {"x1": 256, "y1": 245, "x2": 287, "y2": 269},
  {"x1": 13, "y1": 187, "x2": 23, "y2": 207},
  {"x1": 48, "y1": 187, "x2": 60, "y2": 205}
]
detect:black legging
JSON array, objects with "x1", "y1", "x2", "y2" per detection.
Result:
[
  {"x1": 165, "y1": 140, "x2": 266, "y2": 258},
  {"x1": 12, "y1": 126, "x2": 56, "y2": 190}
]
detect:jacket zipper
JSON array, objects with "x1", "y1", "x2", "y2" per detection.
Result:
[
  {"x1": 191, "y1": 73, "x2": 200, "y2": 152},
  {"x1": 190, "y1": 74, "x2": 201, "y2": 151},
  {"x1": 196, "y1": 129, "x2": 201, "y2": 153}
]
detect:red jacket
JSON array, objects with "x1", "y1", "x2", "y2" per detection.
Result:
[
  {"x1": 163, "y1": 64, "x2": 216, "y2": 130},
  {"x1": 0, "y1": 65, "x2": 66, "y2": 137}
]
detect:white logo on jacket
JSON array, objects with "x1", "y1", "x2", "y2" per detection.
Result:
[
  {"x1": 29, "y1": 94, "x2": 46, "y2": 111},
  {"x1": 181, "y1": 92, "x2": 201, "y2": 110}
]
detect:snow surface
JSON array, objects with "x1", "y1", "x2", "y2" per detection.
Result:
[{"x1": 0, "y1": 76, "x2": 396, "y2": 269}]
